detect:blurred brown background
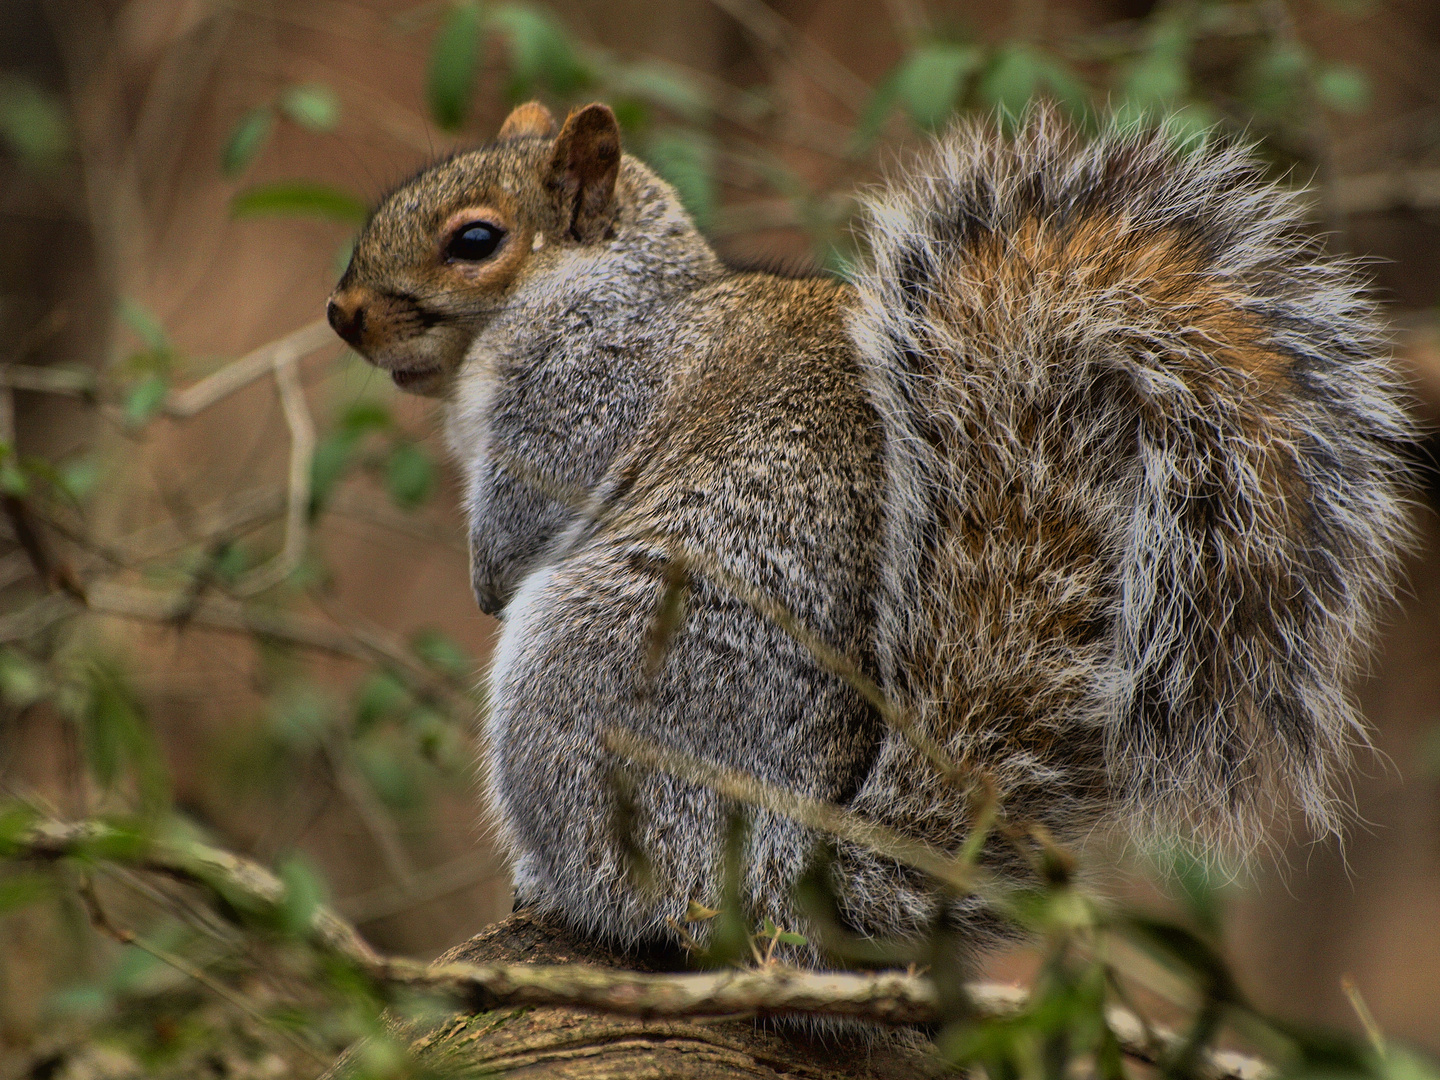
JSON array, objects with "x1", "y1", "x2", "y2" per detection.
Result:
[{"x1": 2, "y1": 0, "x2": 1439, "y2": 1066}]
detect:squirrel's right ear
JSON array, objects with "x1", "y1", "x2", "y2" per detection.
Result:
[{"x1": 546, "y1": 103, "x2": 621, "y2": 244}]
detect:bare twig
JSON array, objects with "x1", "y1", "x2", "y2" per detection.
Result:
[
  {"x1": 13, "y1": 818, "x2": 1273, "y2": 1079},
  {"x1": 336, "y1": 851, "x2": 496, "y2": 924},
  {"x1": 321, "y1": 740, "x2": 417, "y2": 887},
  {"x1": 602, "y1": 726, "x2": 990, "y2": 899},
  {"x1": 232, "y1": 346, "x2": 317, "y2": 596},
  {"x1": 0, "y1": 366, "x2": 93, "y2": 396},
  {"x1": 705, "y1": 0, "x2": 871, "y2": 113},
  {"x1": 162, "y1": 320, "x2": 334, "y2": 419},
  {"x1": 77, "y1": 875, "x2": 329, "y2": 1067},
  {"x1": 1340, "y1": 975, "x2": 1386, "y2": 1057}
]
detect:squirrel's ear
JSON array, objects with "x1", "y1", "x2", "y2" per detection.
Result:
[
  {"x1": 546, "y1": 103, "x2": 621, "y2": 243},
  {"x1": 498, "y1": 101, "x2": 556, "y2": 140}
]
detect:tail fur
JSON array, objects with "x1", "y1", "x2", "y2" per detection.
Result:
[{"x1": 848, "y1": 109, "x2": 1416, "y2": 857}]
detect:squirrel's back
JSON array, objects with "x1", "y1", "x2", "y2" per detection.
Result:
[{"x1": 849, "y1": 110, "x2": 1415, "y2": 857}]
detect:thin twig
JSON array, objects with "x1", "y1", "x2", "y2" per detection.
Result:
[
  {"x1": 336, "y1": 851, "x2": 496, "y2": 924},
  {"x1": 602, "y1": 726, "x2": 990, "y2": 899},
  {"x1": 77, "y1": 875, "x2": 329, "y2": 1067},
  {"x1": 13, "y1": 816, "x2": 1273, "y2": 1079},
  {"x1": 162, "y1": 320, "x2": 334, "y2": 419},
  {"x1": 1340, "y1": 975, "x2": 1386, "y2": 1056},
  {"x1": 232, "y1": 347, "x2": 317, "y2": 596},
  {"x1": 321, "y1": 740, "x2": 417, "y2": 887},
  {"x1": 705, "y1": 0, "x2": 871, "y2": 113}
]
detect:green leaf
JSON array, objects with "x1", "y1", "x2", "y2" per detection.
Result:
[
  {"x1": 222, "y1": 106, "x2": 274, "y2": 177},
  {"x1": 309, "y1": 430, "x2": 359, "y2": 515},
  {"x1": 0, "y1": 648, "x2": 48, "y2": 709},
  {"x1": 1317, "y1": 64, "x2": 1371, "y2": 113},
  {"x1": 979, "y1": 44, "x2": 1089, "y2": 126},
  {"x1": 0, "y1": 869, "x2": 48, "y2": 914},
  {"x1": 775, "y1": 930, "x2": 807, "y2": 946},
  {"x1": 385, "y1": 441, "x2": 436, "y2": 508},
  {"x1": 280, "y1": 84, "x2": 341, "y2": 131},
  {"x1": 57, "y1": 456, "x2": 100, "y2": 501},
  {"x1": 0, "y1": 804, "x2": 39, "y2": 857},
  {"x1": 1245, "y1": 41, "x2": 1309, "y2": 118},
  {"x1": 0, "y1": 77, "x2": 69, "y2": 170},
  {"x1": 270, "y1": 687, "x2": 335, "y2": 750},
  {"x1": 355, "y1": 734, "x2": 422, "y2": 809},
  {"x1": 355, "y1": 670, "x2": 412, "y2": 732},
  {"x1": 279, "y1": 855, "x2": 327, "y2": 937},
  {"x1": 341, "y1": 400, "x2": 394, "y2": 435},
  {"x1": 851, "y1": 67, "x2": 902, "y2": 153},
  {"x1": 124, "y1": 373, "x2": 170, "y2": 427},
  {"x1": 643, "y1": 129, "x2": 717, "y2": 229},
  {"x1": 895, "y1": 42, "x2": 983, "y2": 131},
  {"x1": 410, "y1": 629, "x2": 473, "y2": 680},
  {"x1": 606, "y1": 62, "x2": 710, "y2": 123},
  {"x1": 0, "y1": 457, "x2": 27, "y2": 496},
  {"x1": 230, "y1": 182, "x2": 368, "y2": 225},
  {"x1": 68, "y1": 659, "x2": 170, "y2": 814},
  {"x1": 490, "y1": 3, "x2": 589, "y2": 98},
  {"x1": 118, "y1": 297, "x2": 171, "y2": 353},
  {"x1": 428, "y1": 0, "x2": 484, "y2": 131}
]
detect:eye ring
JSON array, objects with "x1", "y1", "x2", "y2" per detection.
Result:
[{"x1": 445, "y1": 221, "x2": 506, "y2": 262}]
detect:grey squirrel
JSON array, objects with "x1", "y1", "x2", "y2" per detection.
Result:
[{"x1": 327, "y1": 101, "x2": 1414, "y2": 956}]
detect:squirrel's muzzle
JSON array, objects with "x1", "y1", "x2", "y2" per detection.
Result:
[{"x1": 326, "y1": 293, "x2": 366, "y2": 348}]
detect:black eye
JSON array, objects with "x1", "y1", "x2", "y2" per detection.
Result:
[{"x1": 445, "y1": 221, "x2": 505, "y2": 261}]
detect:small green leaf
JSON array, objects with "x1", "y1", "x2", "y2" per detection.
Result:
[
  {"x1": 1245, "y1": 41, "x2": 1309, "y2": 118},
  {"x1": 0, "y1": 649, "x2": 48, "y2": 708},
  {"x1": 0, "y1": 77, "x2": 69, "y2": 170},
  {"x1": 895, "y1": 42, "x2": 983, "y2": 131},
  {"x1": 118, "y1": 298, "x2": 171, "y2": 353},
  {"x1": 0, "y1": 870, "x2": 48, "y2": 914},
  {"x1": 851, "y1": 67, "x2": 902, "y2": 153},
  {"x1": 0, "y1": 457, "x2": 27, "y2": 496},
  {"x1": 279, "y1": 855, "x2": 327, "y2": 937},
  {"x1": 124, "y1": 373, "x2": 170, "y2": 427},
  {"x1": 644, "y1": 129, "x2": 717, "y2": 229},
  {"x1": 57, "y1": 456, "x2": 100, "y2": 501},
  {"x1": 355, "y1": 670, "x2": 412, "y2": 732},
  {"x1": 309, "y1": 430, "x2": 359, "y2": 515},
  {"x1": 222, "y1": 106, "x2": 274, "y2": 177},
  {"x1": 230, "y1": 182, "x2": 368, "y2": 225},
  {"x1": 607, "y1": 62, "x2": 710, "y2": 122},
  {"x1": 385, "y1": 441, "x2": 436, "y2": 508},
  {"x1": 490, "y1": 3, "x2": 589, "y2": 98},
  {"x1": 410, "y1": 629, "x2": 473, "y2": 680},
  {"x1": 355, "y1": 734, "x2": 422, "y2": 809},
  {"x1": 341, "y1": 400, "x2": 393, "y2": 434},
  {"x1": 979, "y1": 44, "x2": 1089, "y2": 125},
  {"x1": 270, "y1": 687, "x2": 335, "y2": 750},
  {"x1": 0, "y1": 804, "x2": 39, "y2": 857},
  {"x1": 686, "y1": 899, "x2": 719, "y2": 922},
  {"x1": 428, "y1": 0, "x2": 484, "y2": 131},
  {"x1": 1317, "y1": 64, "x2": 1371, "y2": 113},
  {"x1": 776, "y1": 931, "x2": 807, "y2": 946},
  {"x1": 280, "y1": 84, "x2": 340, "y2": 131}
]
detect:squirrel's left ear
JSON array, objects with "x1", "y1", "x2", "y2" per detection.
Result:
[{"x1": 546, "y1": 103, "x2": 621, "y2": 243}]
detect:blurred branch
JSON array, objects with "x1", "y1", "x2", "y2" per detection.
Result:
[
  {"x1": 163, "y1": 320, "x2": 334, "y2": 419},
  {"x1": 0, "y1": 366, "x2": 94, "y2": 396},
  {"x1": 602, "y1": 726, "x2": 988, "y2": 899},
  {"x1": 705, "y1": 0, "x2": 871, "y2": 113},
  {"x1": 11, "y1": 817, "x2": 1273, "y2": 1079},
  {"x1": 336, "y1": 851, "x2": 495, "y2": 924},
  {"x1": 321, "y1": 739, "x2": 417, "y2": 887},
  {"x1": 232, "y1": 345, "x2": 316, "y2": 596}
]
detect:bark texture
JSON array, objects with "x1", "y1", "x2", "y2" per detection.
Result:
[{"x1": 394, "y1": 910, "x2": 940, "y2": 1079}]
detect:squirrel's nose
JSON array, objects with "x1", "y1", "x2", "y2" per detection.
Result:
[{"x1": 327, "y1": 294, "x2": 366, "y2": 348}]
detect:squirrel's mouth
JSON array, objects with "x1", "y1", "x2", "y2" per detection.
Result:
[{"x1": 390, "y1": 364, "x2": 446, "y2": 396}]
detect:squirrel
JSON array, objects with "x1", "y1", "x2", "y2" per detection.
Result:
[{"x1": 327, "y1": 100, "x2": 1415, "y2": 958}]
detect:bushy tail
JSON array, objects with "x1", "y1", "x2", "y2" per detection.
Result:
[{"x1": 847, "y1": 109, "x2": 1415, "y2": 858}]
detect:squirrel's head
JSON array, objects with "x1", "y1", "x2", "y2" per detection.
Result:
[{"x1": 327, "y1": 101, "x2": 627, "y2": 397}]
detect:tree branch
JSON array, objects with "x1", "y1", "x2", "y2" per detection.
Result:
[{"x1": 9, "y1": 817, "x2": 1273, "y2": 1080}]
